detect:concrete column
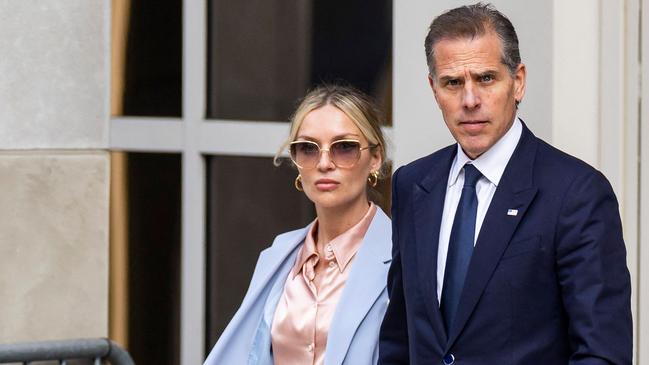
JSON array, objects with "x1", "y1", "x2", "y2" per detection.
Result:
[{"x1": 0, "y1": 0, "x2": 109, "y2": 342}]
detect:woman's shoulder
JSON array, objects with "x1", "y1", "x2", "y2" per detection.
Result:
[
  {"x1": 372, "y1": 205, "x2": 391, "y2": 223},
  {"x1": 357, "y1": 206, "x2": 392, "y2": 262},
  {"x1": 368, "y1": 205, "x2": 391, "y2": 237}
]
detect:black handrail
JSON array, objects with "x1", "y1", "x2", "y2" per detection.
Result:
[{"x1": 0, "y1": 338, "x2": 134, "y2": 364}]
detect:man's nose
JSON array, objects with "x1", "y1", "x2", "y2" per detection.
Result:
[{"x1": 462, "y1": 82, "x2": 480, "y2": 109}]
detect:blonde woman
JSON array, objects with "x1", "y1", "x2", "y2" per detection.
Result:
[{"x1": 204, "y1": 84, "x2": 391, "y2": 365}]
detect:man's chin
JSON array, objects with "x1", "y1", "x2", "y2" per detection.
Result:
[{"x1": 459, "y1": 140, "x2": 489, "y2": 159}]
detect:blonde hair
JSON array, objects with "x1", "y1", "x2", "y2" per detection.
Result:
[{"x1": 274, "y1": 83, "x2": 388, "y2": 178}]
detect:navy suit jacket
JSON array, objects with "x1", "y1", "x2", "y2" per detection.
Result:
[{"x1": 379, "y1": 123, "x2": 632, "y2": 364}]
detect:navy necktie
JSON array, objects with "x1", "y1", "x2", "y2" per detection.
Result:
[{"x1": 441, "y1": 163, "x2": 482, "y2": 331}]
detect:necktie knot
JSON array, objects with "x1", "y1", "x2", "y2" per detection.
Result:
[{"x1": 463, "y1": 164, "x2": 482, "y2": 188}]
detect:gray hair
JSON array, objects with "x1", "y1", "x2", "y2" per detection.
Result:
[{"x1": 424, "y1": 2, "x2": 521, "y2": 77}]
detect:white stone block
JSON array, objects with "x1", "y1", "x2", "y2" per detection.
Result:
[
  {"x1": 0, "y1": 152, "x2": 109, "y2": 341},
  {"x1": 0, "y1": 0, "x2": 108, "y2": 149}
]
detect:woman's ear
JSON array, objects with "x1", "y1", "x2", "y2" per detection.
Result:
[{"x1": 370, "y1": 146, "x2": 383, "y2": 173}]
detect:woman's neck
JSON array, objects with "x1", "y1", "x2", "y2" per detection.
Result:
[{"x1": 314, "y1": 198, "x2": 371, "y2": 249}]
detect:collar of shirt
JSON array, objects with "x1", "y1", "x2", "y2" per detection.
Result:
[
  {"x1": 291, "y1": 202, "x2": 377, "y2": 278},
  {"x1": 448, "y1": 117, "x2": 523, "y2": 187}
]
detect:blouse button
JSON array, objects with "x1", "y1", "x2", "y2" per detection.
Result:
[{"x1": 307, "y1": 343, "x2": 314, "y2": 352}]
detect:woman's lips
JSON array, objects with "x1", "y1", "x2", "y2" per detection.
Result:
[{"x1": 315, "y1": 179, "x2": 340, "y2": 191}]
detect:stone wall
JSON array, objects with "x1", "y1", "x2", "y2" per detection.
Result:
[{"x1": 0, "y1": 0, "x2": 108, "y2": 342}]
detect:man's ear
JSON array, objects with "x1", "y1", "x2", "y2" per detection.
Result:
[
  {"x1": 428, "y1": 74, "x2": 439, "y2": 102},
  {"x1": 513, "y1": 63, "x2": 527, "y2": 103}
]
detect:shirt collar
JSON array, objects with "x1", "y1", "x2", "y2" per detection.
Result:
[
  {"x1": 291, "y1": 221, "x2": 319, "y2": 279},
  {"x1": 448, "y1": 117, "x2": 522, "y2": 187},
  {"x1": 291, "y1": 202, "x2": 377, "y2": 277}
]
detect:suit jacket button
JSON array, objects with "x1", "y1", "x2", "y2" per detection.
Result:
[{"x1": 443, "y1": 354, "x2": 455, "y2": 364}]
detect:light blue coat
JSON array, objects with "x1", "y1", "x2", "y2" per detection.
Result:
[{"x1": 204, "y1": 208, "x2": 392, "y2": 365}]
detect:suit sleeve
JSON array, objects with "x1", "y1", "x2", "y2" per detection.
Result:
[
  {"x1": 378, "y1": 167, "x2": 410, "y2": 364},
  {"x1": 556, "y1": 170, "x2": 632, "y2": 365}
]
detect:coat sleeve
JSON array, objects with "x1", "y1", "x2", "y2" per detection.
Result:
[
  {"x1": 378, "y1": 167, "x2": 410, "y2": 364},
  {"x1": 555, "y1": 170, "x2": 632, "y2": 365}
]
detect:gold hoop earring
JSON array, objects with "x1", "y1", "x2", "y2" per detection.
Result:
[
  {"x1": 368, "y1": 171, "x2": 379, "y2": 187},
  {"x1": 294, "y1": 175, "x2": 304, "y2": 191}
]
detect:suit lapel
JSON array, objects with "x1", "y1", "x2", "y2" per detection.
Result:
[
  {"x1": 413, "y1": 146, "x2": 457, "y2": 345},
  {"x1": 446, "y1": 124, "x2": 540, "y2": 349},
  {"x1": 224, "y1": 228, "x2": 308, "y2": 365},
  {"x1": 248, "y1": 227, "x2": 310, "y2": 303},
  {"x1": 251, "y1": 245, "x2": 302, "y2": 365},
  {"x1": 325, "y1": 209, "x2": 392, "y2": 365}
]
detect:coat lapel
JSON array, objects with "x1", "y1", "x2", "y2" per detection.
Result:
[
  {"x1": 251, "y1": 226, "x2": 311, "y2": 297},
  {"x1": 446, "y1": 125, "x2": 540, "y2": 349},
  {"x1": 207, "y1": 227, "x2": 309, "y2": 365},
  {"x1": 325, "y1": 209, "x2": 392, "y2": 365},
  {"x1": 413, "y1": 146, "x2": 457, "y2": 345},
  {"x1": 249, "y1": 242, "x2": 303, "y2": 365}
]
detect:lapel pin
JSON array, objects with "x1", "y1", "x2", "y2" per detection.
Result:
[{"x1": 507, "y1": 209, "x2": 518, "y2": 216}]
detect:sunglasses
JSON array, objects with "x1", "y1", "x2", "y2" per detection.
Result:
[{"x1": 288, "y1": 139, "x2": 378, "y2": 169}]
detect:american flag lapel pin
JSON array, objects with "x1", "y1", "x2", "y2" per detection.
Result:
[{"x1": 507, "y1": 209, "x2": 518, "y2": 216}]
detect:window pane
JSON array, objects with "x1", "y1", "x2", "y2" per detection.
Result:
[
  {"x1": 127, "y1": 153, "x2": 181, "y2": 365},
  {"x1": 205, "y1": 156, "x2": 315, "y2": 351},
  {"x1": 207, "y1": 0, "x2": 392, "y2": 124},
  {"x1": 111, "y1": 0, "x2": 182, "y2": 117},
  {"x1": 110, "y1": 152, "x2": 181, "y2": 365}
]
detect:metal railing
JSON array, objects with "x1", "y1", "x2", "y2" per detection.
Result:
[{"x1": 0, "y1": 338, "x2": 134, "y2": 364}]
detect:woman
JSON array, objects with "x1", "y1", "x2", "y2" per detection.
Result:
[{"x1": 204, "y1": 84, "x2": 391, "y2": 365}]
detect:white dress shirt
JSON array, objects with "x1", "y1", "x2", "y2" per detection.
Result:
[{"x1": 436, "y1": 118, "x2": 523, "y2": 303}]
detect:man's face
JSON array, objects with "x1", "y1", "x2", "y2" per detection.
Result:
[{"x1": 429, "y1": 31, "x2": 526, "y2": 159}]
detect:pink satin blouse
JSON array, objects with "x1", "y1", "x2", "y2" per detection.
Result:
[{"x1": 270, "y1": 203, "x2": 377, "y2": 365}]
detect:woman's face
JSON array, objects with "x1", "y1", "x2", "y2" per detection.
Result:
[{"x1": 294, "y1": 105, "x2": 381, "y2": 211}]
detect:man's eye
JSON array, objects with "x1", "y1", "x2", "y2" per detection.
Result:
[
  {"x1": 480, "y1": 75, "x2": 494, "y2": 82},
  {"x1": 447, "y1": 79, "x2": 460, "y2": 86}
]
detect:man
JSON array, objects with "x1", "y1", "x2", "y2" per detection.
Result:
[{"x1": 379, "y1": 3, "x2": 632, "y2": 365}]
